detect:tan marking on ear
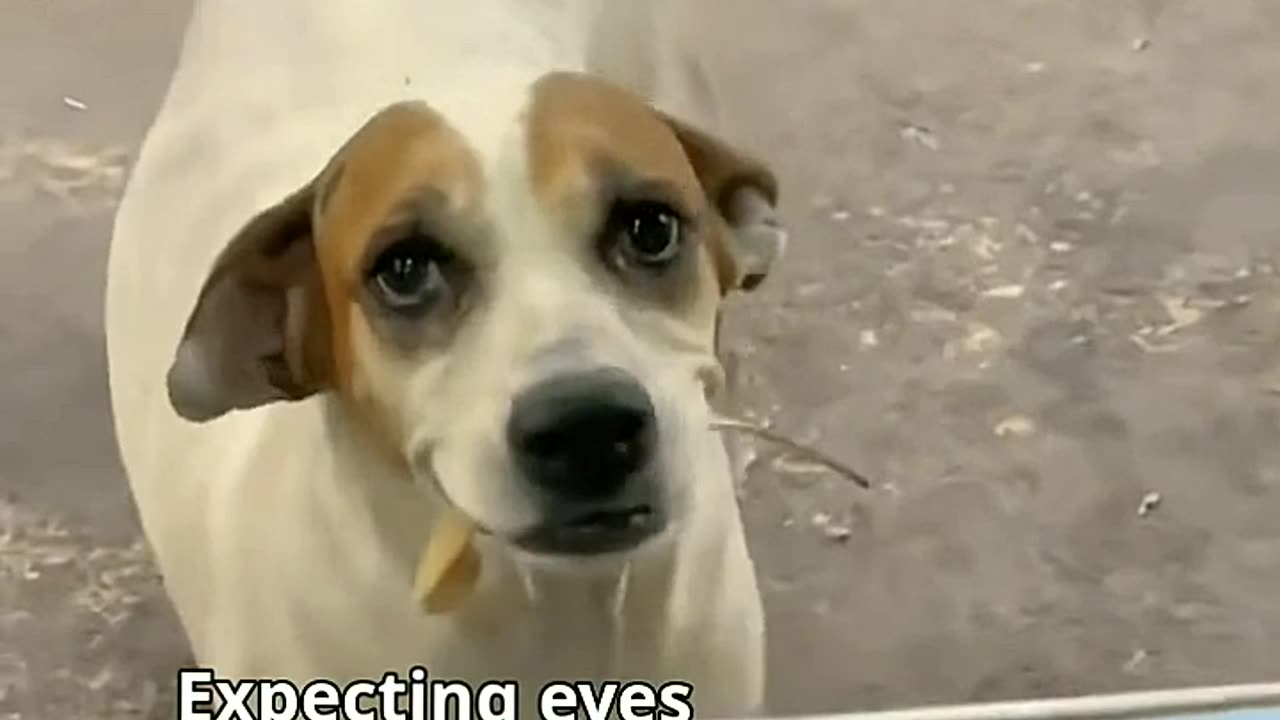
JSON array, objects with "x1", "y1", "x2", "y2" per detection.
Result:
[
  {"x1": 167, "y1": 172, "x2": 334, "y2": 421},
  {"x1": 283, "y1": 253, "x2": 336, "y2": 399},
  {"x1": 656, "y1": 115, "x2": 779, "y2": 296},
  {"x1": 309, "y1": 101, "x2": 486, "y2": 459},
  {"x1": 706, "y1": 222, "x2": 740, "y2": 296},
  {"x1": 661, "y1": 113, "x2": 778, "y2": 213}
]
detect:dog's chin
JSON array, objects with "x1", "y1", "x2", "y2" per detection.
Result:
[{"x1": 508, "y1": 529, "x2": 677, "y2": 575}]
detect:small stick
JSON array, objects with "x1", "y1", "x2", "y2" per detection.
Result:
[{"x1": 710, "y1": 416, "x2": 872, "y2": 489}]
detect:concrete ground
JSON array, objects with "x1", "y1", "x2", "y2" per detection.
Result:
[{"x1": 3, "y1": 1, "x2": 1280, "y2": 718}]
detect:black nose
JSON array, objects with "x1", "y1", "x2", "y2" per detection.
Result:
[{"x1": 507, "y1": 368, "x2": 657, "y2": 501}]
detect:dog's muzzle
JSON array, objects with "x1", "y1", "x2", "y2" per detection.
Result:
[{"x1": 506, "y1": 366, "x2": 666, "y2": 555}]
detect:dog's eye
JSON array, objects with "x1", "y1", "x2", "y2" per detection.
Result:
[
  {"x1": 605, "y1": 200, "x2": 684, "y2": 269},
  {"x1": 368, "y1": 238, "x2": 450, "y2": 313}
]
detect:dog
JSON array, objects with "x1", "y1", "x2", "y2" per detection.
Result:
[{"x1": 105, "y1": 0, "x2": 787, "y2": 716}]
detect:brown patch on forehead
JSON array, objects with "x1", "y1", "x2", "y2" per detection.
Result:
[
  {"x1": 316, "y1": 102, "x2": 484, "y2": 282},
  {"x1": 524, "y1": 72, "x2": 739, "y2": 304},
  {"x1": 525, "y1": 72, "x2": 709, "y2": 224},
  {"x1": 311, "y1": 101, "x2": 485, "y2": 459}
]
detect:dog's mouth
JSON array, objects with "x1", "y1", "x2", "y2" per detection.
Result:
[
  {"x1": 567, "y1": 504, "x2": 653, "y2": 531},
  {"x1": 517, "y1": 503, "x2": 665, "y2": 556}
]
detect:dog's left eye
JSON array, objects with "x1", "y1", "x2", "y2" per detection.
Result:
[
  {"x1": 368, "y1": 238, "x2": 451, "y2": 313},
  {"x1": 604, "y1": 200, "x2": 684, "y2": 269}
]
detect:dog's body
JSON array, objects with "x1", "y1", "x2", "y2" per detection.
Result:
[{"x1": 106, "y1": 1, "x2": 784, "y2": 716}]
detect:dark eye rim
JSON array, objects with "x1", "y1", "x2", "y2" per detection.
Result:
[
  {"x1": 602, "y1": 198, "x2": 690, "y2": 270},
  {"x1": 364, "y1": 234, "x2": 456, "y2": 312}
]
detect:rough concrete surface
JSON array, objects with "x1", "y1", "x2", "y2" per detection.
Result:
[{"x1": 3, "y1": 1, "x2": 1280, "y2": 718}]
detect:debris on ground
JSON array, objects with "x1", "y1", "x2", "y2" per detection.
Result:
[
  {"x1": 1155, "y1": 295, "x2": 1204, "y2": 335},
  {"x1": 811, "y1": 512, "x2": 853, "y2": 543},
  {"x1": 1138, "y1": 491, "x2": 1162, "y2": 517},
  {"x1": 994, "y1": 415, "x2": 1037, "y2": 438},
  {"x1": 1123, "y1": 648, "x2": 1150, "y2": 672},
  {"x1": 774, "y1": 454, "x2": 833, "y2": 476},
  {"x1": 982, "y1": 283, "x2": 1026, "y2": 300},
  {"x1": 900, "y1": 123, "x2": 941, "y2": 151},
  {"x1": 822, "y1": 525, "x2": 853, "y2": 543}
]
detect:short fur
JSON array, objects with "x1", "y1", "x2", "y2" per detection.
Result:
[{"x1": 105, "y1": 1, "x2": 786, "y2": 717}]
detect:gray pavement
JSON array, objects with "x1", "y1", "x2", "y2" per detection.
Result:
[{"x1": 4, "y1": 1, "x2": 1280, "y2": 718}]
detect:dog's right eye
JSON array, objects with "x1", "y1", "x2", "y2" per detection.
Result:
[{"x1": 367, "y1": 238, "x2": 451, "y2": 314}]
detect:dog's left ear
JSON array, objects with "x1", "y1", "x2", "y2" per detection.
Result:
[
  {"x1": 660, "y1": 113, "x2": 787, "y2": 293},
  {"x1": 165, "y1": 172, "x2": 334, "y2": 423}
]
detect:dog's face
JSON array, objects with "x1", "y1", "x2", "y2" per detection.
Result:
[{"x1": 166, "y1": 72, "x2": 785, "y2": 559}]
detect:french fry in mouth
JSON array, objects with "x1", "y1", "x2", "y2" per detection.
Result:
[{"x1": 413, "y1": 509, "x2": 480, "y2": 613}]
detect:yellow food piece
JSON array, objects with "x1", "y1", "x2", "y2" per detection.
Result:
[{"x1": 413, "y1": 510, "x2": 480, "y2": 613}]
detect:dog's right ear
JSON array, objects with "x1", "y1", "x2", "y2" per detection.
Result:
[
  {"x1": 166, "y1": 173, "x2": 335, "y2": 423},
  {"x1": 659, "y1": 113, "x2": 788, "y2": 294}
]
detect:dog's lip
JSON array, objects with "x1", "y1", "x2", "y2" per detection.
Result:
[
  {"x1": 565, "y1": 504, "x2": 653, "y2": 530},
  {"x1": 515, "y1": 503, "x2": 666, "y2": 556}
]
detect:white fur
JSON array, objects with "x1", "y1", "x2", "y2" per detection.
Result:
[{"x1": 105, "y1": 1, "x2": 763, "y2": 717}]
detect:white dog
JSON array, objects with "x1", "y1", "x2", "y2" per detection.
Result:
[{"x1": 105, "y1": 0, "x2": 786, "y2": 717}]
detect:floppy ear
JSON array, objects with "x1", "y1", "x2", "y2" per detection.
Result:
[
  {"x1": 660, "y1": 114, "x2": 787, "y2": 293},
  {"x1": 166, "y1": 175, "x2": 334, "y2": 423}
]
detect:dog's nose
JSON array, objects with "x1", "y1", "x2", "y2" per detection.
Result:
[{"x1": 507, "y1": 368, "x2": 657, "y2": 501}]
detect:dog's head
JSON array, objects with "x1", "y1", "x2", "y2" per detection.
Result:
[{"x1": 166, "y1": 72, "x2": 785, "y2": 560}]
